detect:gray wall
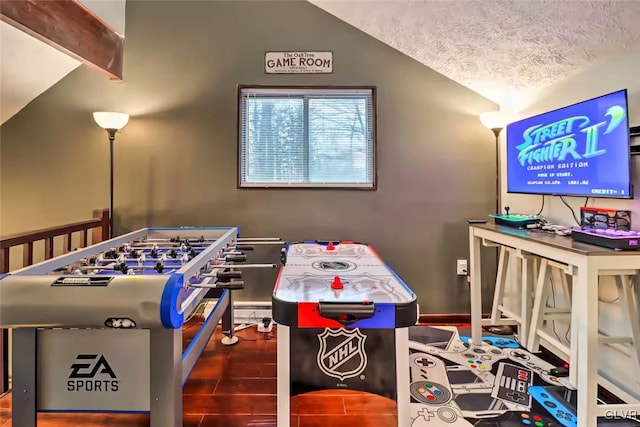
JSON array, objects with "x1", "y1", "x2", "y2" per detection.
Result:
[{"x1": 0, "y1": 0, "x2": 498, "y2": 313}]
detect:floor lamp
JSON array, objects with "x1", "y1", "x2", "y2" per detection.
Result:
[
  {"x1": 479, "y1": 110, "x2": 514, "y2": 336},
  {"x1": 93, "y1": 112, "x2": 130, "y2": 238},
  {"x1": 480, "y1": 111, "x2": 513, "y2": 215}
]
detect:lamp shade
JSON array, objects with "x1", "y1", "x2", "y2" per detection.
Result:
[
  {"x1": 479, "y1": 111, "x2": 513, "y2": 131},
  {"x1": 93, "y1": 112, "x2": 129, "y2": 130}
]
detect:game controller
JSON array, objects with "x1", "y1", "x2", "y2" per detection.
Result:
[
  {"x1": 503, "y1": 349, "x2": 573, "y2": 389},
  {"x1": 446, "y1": 365, "x2": 496, "y2": 394},
  {"x1": 409, "y1": 352, "x2": 453, "y2": 405},
  {"x1": 491, "y1": 362, "x2": 532, "y2": 410},
  {"x1": 410, "y1": 404, "x2": 473, "y2": 426},
  {"x1": 410, "y1": 327, "x2": 468, "y2": 355},
  {"x1": 461, "y1": 336, "x2": 521, "y2": 349},
  {"x1": 527, "y1": 386, "x2": 577, "y2": 427},
  {"x1": 473, "y1": 410, "x2": 560, "y2": 426},
  {"x1": 418, "y1": 341, "x2": 508, "y2": 395},
  {"x1": 447, "y1": 343, "x2": 505, "y2": 372}
]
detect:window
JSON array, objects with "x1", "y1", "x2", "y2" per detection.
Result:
[{"x1": 238, "y1": 87, "x2": 376, "y2": 188}]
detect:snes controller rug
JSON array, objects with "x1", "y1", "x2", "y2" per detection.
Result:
[{"x1": 408, "y1": 326, "x2": 639, "y2": 427}]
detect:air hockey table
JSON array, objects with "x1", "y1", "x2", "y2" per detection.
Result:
[
  {"x1": 272, "y1": 241, "x2": 419, "y2": 427},
  {"x1": 0, "y1": 226, "x2": 275, "y2": 427}
]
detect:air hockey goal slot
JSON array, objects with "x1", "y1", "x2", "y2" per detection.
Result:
[{"x1": 318, "y1": 301, "x2": 375, "y2": 325}]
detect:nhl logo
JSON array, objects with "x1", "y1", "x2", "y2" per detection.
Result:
[{"x1": 317, "y1": 328, "x2": 367, "y2": 381}]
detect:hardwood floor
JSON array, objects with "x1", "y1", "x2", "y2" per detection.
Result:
[{"x1": 0, "y1": 322, "x2": 398, "y2": 427}]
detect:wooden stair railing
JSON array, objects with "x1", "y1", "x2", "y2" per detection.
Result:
[
  {"x1": 0, "y1": 208, "x2": 110, "y2": 395},
  {"x1": 0, "y1": 208, "x2": 110, "y2": 273}
]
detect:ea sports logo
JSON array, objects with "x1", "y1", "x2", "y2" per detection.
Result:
[
  {"x1": 317, "y1": 328, "x2": 367, "y2": 381},
  {"x1": 67, "y1": 354, "x2": 119, "y2": 392}
]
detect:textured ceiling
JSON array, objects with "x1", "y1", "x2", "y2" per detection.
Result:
[{"x1": 309, "y1": 0, "x2": 640, "y2": 109}]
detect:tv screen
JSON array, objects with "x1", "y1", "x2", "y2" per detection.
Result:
[{"x1": 506, "y1": 89, "x2": 632, "y2": 198}]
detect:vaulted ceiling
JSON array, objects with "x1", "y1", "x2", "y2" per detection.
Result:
[
  {"x1": 2, "y1": 0, "x2": 640, "y2": 125},
  {"x1": 0, "y1": 0, "x2": 125, "y2": 124},
  {"x1": 309, "y1": 0, "x2": 640, "y2": 110}
]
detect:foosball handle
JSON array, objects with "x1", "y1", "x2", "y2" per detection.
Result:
[
  {"x1": 215, "y1": 271, "x2": 242, "y2": 282},
  {"x1": 214, "y1": 282, "x2": 244, "y2": 290}
]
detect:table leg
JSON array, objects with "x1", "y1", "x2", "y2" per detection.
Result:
[
  {"x1": 620, "y1": 275, "x2": 640, "y2": 371},
  {"x1": 570, "y1": 272, "x2": 579, "y2": 387},
  {"x1": 150, "y1": 328, "x2": 182, "y2": 427},
  {"x1": 395, "y1": 328, "x2": 410, "y2": 427},
  {"x1": 527, "y1": 259, "x2": 549, "y2": 351},
  {"x1": 575, "y1": 262, "x2": 598, "y2": 427},
  {"x1": 490, "y1": 246, "x2": 508, "y2": 323},
  {"x1": 277, "y1": 324, "x2": 291, "y2": 427},
  {"x1": 520, "y1": 255, "x2": 534, "y2": 346},
  {"x1": 221, "y1": 290, "x2": 239, "y2": 346},
  {"x1": 470, "y1": 231, "x2": 483, "y2": 345},
  {"x1": 12, "y1": 328, "x2": 37, "y2": 427}
]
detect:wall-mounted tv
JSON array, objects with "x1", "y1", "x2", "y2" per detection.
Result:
[{"x1": 505, "y1": 89, "x2": 633, "y2": 199}]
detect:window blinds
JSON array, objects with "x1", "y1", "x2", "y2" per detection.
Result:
[{"x1": 239, "y1": 87, "x2": 375, "y2": 188}]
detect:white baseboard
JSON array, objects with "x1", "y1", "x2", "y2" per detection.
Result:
[{"x1": 203, "y1": 300, "x2": 272, "y2": 324}]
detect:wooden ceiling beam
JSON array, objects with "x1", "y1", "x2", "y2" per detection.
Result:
[{"x1": 0, "y1": 0, "x2": 124, "y2": 80}]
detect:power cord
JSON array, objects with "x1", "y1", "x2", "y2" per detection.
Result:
[
  {"x1": 536, "y1": 195, "x2": 545, "y2": 216},
  {"x1": 598, "y1": 292, "x2": 621, "y2": 304},
  {"x1": 549, "y1": 275, "x2": 572, "y2": 344},
  {"x1": 559, "y1": 196, "x2": 581, "y2": 225},
  {"x1": 183, "y1": 301, "x2": 207, "y2": 329},
  {"x1": 235, "y1": 330, "x2": 276, "y2": 342},
  {"x1": 549, "y1": 276, "x2": 564, "y2": 343}
]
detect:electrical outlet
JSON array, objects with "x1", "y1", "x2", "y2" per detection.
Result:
[
  {"x1": 456, "y1": 259, "x2": 468, "y2": 275},
  {"x1": 258, "y1": 318, "x2": 274, "y2": 333}
]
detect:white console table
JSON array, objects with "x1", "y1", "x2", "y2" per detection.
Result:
[{"x1": 469, "y1": 223, "x2": 640, "y2": 427}]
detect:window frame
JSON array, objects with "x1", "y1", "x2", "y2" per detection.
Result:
[{"x1": 236, "y1": 85, "x2": 377, "y2": 190}]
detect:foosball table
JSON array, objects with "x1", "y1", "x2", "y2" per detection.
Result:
[{"x1": 0, "y1": 226, "x2": 279, "y2": 427}]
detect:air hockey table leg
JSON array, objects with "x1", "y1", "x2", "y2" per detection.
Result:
[
  {"x1": 277, "y1": 324, "x2": 291, "y2": 427},
  {"x1": 150, "y1": 328, "x2": 182, "y2": 427},
  {"x1": 395, "y1": 327, "x2": 410, "y2": 427},
  {"x1": 221, "y1": 289, "x2": 239, "y2": 346},
  {"x1": 11, "y1": 328, "x2": 37, "y2": 427}
]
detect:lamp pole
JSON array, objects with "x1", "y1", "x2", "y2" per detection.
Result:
[
  {"x1": 491, "y1": 128, "x2": 503, "y2": 215},
  {"x1": 107, "y1": 129, "x2": 116, "y2": 238},
  {"x1": 92, "y1": 112, "x2": 129, "y2": 239}
]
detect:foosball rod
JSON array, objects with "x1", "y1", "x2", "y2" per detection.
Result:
[
  {"x1": 196, "y1": 263, "x2": 275, "y2": 279},
  {"x1": 237, "y1": 237, "x2": 281, "y2": 241},
  {"x1": 74, "y1": 263, "x2": 183, "y2": 271},
  {"x1": 137, "y1": 236, "x2": 281, "y2": 244},
  {"x1": 128, "y1": 242, "x2": 208, "y2": 248},
  {"x1": 210, "y1": 263, "x2": 277, "y2": 270},
  {"x1": 189, "y1": 281, "x2": 244, "y2": 289},
  {"x1": 231, "y1": 241, "x2": 286, "y2": 245}
]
